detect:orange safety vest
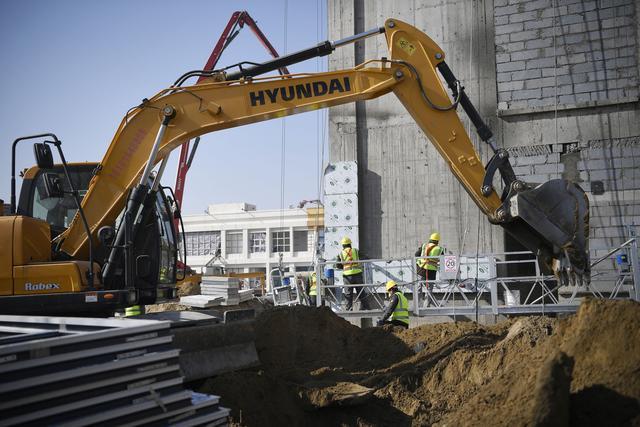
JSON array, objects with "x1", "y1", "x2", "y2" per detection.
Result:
[
  {"x1": 340, "y1": 248, "x2": 363, "y2": 275},
  {"x1": 417, "y1": 243, "x2": 442, "y2": 271}
]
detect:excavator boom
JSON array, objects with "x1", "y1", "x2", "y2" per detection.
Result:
[{"x1": 55, "y1": 18, "x2": 589, "y2": 285}]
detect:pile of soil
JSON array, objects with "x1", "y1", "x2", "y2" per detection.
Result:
[
  {"x1": 176, "y1": 280, "x2": 201, "y2": 297},
  {"x1": 197, "y1": 299, "x2": 640, "y2": 426}
]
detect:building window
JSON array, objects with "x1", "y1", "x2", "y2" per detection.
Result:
[
  {"x1": 226, "y1": 231, "x2": 243, "y2": 254},
  {"x1": 249, "y1": 231, "x2": 266, "y2": 253},
  {"x1": 271, "y1": 230, "x2": 290, "y2": 253},
  {"x1": 293, "y1": 230, "x2": 309, "y2": 252},
  {"x1": 184, "y1": 231, "x2": 221, "y2": 257}
]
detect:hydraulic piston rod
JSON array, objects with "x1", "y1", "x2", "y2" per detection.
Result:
[
  {"x1": 102, "y1": 106, "x2": 176, "y2": 287},
  {"x1": 225, "y1": 26, "x2": 384, "y2": 81},
  {"x1": 140, "y1": 106, "x2": 176, "y2": 186}
]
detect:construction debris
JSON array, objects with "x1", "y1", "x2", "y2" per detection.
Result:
[
  {"x1": 172, "y1": 318, "x2": 260, "y2": 382},
  {"x1": 177, "y1": 277, "x2": 254, "y2": 309},
  {"x1": 0, "y1": 315, "x2": 229, "y2": 426},
  {"x1": 239, "y1": 289, "x2": 255, "y2": 303},
  {"x1": 198, "y1": 299, "x2": 640, "y2": 426},
  {"x1": 177, "y1": 280, "x2": 201, "y2": 297},
  {"x1": 201, "y1": 276, "x2": 242, "y2": 306},
  {"x1": 179, "y1": 295, "x2": 224, "y2": 309}
]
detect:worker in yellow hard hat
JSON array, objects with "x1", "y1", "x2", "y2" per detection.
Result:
[
  {"x1": 376, "y1": 280, "x2": 409, "y2": 329},
  {"x1": 335, "y1": 236, "x2": 369, "y2": 311},
  {"x1": 416, "y1": 232, "x2": 443, "y2": 306},
  {"x1": 307, "y1": 271, "x2": 318, "y2": 307}
]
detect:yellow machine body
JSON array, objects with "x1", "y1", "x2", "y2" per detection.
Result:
[
  {"x1": 3, "y1": 19, "x2": 589, "y2": 315},
  {"x1": 0, "y1": 215, "x2": 51, "y2": 295},
  {"x1": 0, "y1": 215, "x2": 100, "y2": 296},
  {"x1": 13, "y1": 262, "x2": 97, "y2": 295}
]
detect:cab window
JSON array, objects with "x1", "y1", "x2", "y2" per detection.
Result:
[{"x1": 30, "y1": 168, "x2": 93, "y2": 233}]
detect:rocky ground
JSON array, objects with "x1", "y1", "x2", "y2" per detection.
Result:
[{"x1": 196, "y1": 299, "x2": 640, "y2": 426}]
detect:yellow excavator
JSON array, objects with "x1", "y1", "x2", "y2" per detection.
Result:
[{"x1": 1, "y1": 19, "x2": 590, "y2": 315}]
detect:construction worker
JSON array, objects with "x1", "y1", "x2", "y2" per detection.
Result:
[
  {"x1": 376, "y1": 280, "x2": 409, "y2": 329},
  {"x1": 307, "y1": 272, "x2": 318, "y2": 307},
  {"x1": 335, "y1": 237, "x2": 369, "y2": 311},
  {"x1": 416, "y1": 232, "x2": 443, "y2": 300}
]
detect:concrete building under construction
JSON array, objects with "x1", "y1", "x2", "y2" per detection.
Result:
[
  {"x1": 327, "y1": 0, "x2": 640, "y2": 268},
  {"x1": 3, "y1": 3, "x2": 640, "y2": 426}
]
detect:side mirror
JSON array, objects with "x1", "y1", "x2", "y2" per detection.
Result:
[
  {"x1": 34, "y1": 143, "x2": 54, "y2": 169},
  {"x1": 42, "y1": 172, "x2": 64, "y2": 199}
]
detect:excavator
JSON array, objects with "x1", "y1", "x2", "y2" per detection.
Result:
[{"x1": 0, "y1": 19, "x2": 590, "y2": 315}]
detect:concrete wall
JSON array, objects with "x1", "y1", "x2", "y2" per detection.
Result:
[
  {"x1": 328, "y1": 0, "x2": 504, "y2": 259},
  {"x1": 495, "y1": 0, "x2": 638, "y2": 110},
  {"x1": 494, "y1": 0, "x2": 640, "y2": 272},
  {"x1": 328, "y1": 0, "x2": 640, "y2": 268}
]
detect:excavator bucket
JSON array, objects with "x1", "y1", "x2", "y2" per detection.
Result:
[{"x1": 505, "y1": 179, "x2": 590, "y2": 286}]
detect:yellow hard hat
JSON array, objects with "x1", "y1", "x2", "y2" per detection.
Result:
[
  {"x1": 430, "y1": 232, "x2": 440, "y2": 242},
  {"x1": 341, "y1": 237, "x2": 352, "y2": 245},
  {"x1": 386, "y1": 280, "x2": 397, "y2": 292}
]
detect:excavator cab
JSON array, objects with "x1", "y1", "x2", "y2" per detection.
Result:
[
  {"x1": 18, "y1": 162, "x2": 179, "y2": 297},
  {"x1": 1, "y1": 136, "x2": 179, "y2": 315},
  {"x1": 17, "y1": 163, "x2": 94, "y2": 238}
]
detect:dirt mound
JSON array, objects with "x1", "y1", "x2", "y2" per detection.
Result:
[
  {"x1": 145, "y1": 302, "x2": 193, "y2": 313},
  {"x1": 253, "y1": 306, "x2": 413, "y2": 377},
  {"x1": 439, "y1": 299, "x2": 640, "y2": 426},
  {"x1": 177, "y1": 280, "x2": 201, "y2": 297},
  {"x1": 198, "y1": 300, "x2": 640, "y2": 426}
]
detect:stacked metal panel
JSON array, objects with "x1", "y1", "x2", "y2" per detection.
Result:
[
  {"x1": 0, "y1": 315, "x2": 229, "y2": 426},
  {"x1": 200, "y1": 277, "x2": 240, "y2": 306},
  {"x1": 323, "y1": 161, "x2": 359, "y2": 260},
  {"x1": 238, "y1": 289, "x2": 254, "y2": 303},
  {"x1": 179, "y1": 295, "x2": 224, "y2": 308}
]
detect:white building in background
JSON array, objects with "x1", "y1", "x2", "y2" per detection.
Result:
[{"x1": 180, "y1": 202, "x2": 324, "y2": 286}]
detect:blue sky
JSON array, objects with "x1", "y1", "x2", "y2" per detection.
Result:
[{"x1": 0, "y1": 0, "x2": 329, "y2": 214}]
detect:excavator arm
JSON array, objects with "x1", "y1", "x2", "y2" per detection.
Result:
[{"x1": 56, "y1": 19, "x2": 589, "y2": 285}]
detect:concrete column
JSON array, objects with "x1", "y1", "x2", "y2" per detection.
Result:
[
  {"x1": 266, "y1": 227, "x2": 272, "y2": 257},
  {"x1": 242, "y1": 229, "x2": 249, "y2": 258},
  {"x1": 266, "y1": 261, "x2": 272, "y2": 292},
  {"x1": 220, "y1": 229, "x2": 227, "y2": 259},
  {"x1": 289, "y1": 226, "x2": 295, "y2": 256}
]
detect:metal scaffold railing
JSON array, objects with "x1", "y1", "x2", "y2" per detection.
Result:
[{"x1": 298, "y1": 226, "x2": 639, "y2": 320}]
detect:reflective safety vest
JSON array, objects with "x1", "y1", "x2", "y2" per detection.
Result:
[
  {"x1": 391, "y1": 292, "x2": 409, "y2": 325},
  {"x1": 417, "y1": 243, "x2": 443, "y2": 271},
  {"x1": 125, "y1": 305, "x2": 142, "y2": 316},
  {"x1": 340, "y1": 248, "x2": 363, "y2": 276},
  {"x1": 309, "y1": 273, "x2": 317, "y2": 296}
]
